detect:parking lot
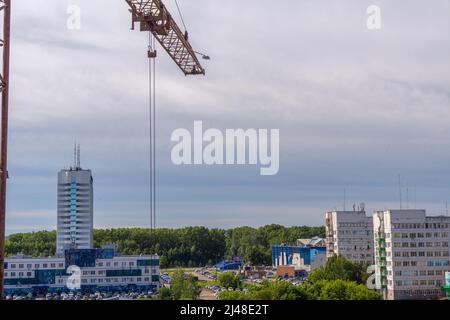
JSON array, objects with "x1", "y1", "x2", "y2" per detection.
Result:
[{"x1": 4, "y1": 290, "x2": 155, "y2": 301}]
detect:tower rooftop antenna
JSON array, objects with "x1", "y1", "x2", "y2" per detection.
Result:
[
  {"x1": 73, "y1": 142, "x2": 77, "y2": 170},
  {"x1": 77, "y1": 144, "x2": 81, "y2": 169}
]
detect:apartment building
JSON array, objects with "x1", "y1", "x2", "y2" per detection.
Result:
[
  {"x1": 373, "y1": 209, "x2": 450, "y2": 300},
  {"x1": 325, "y1": 208, "x2": 374, "y2": 264}
]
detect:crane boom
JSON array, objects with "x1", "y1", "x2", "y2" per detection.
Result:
[{"x1": 125, "y1": 0, "x2": 205, "y2": 75}]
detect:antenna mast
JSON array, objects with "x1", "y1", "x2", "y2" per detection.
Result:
[{"x1": 77, "y1": 144, "x2": 81, "y2": 169}]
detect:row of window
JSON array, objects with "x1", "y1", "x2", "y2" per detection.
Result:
[
  {"x1": 392, "y1": 241, "x2": 449, "y2": 248},
  {"x1": 391, "y1": 260, "x2": 450, "y2": 267},
  {"x1": 392, "y1": 251, "x2": 450, "y2": 258},
  {"x1": 337, "y1": 223, "x2": 372, "y2": 228},
  {"x1": 392, "y1": 223, "x2": 450, "y2": 230},
  {"x1": 4, "y1": 271, "x2": 33, "y2": 278},
  {"x1": 6, "y1": 262, "x2": 64, "y2": 270},
  {"x1": 339, "y1": 245, "x2": 372, "y2": 251},
  {"x1": 394, "y1": 279, "x2": 444, "y2": 287},
  {"x1": 344, "y1": 254, "x2": 372, "y2": 260},
  {"x1": 393, "y1": 269, "x2": 448, "y2": 277},
  {"x1": 81, "y1": 268, "x2": 156, "y2": 276},
  {"x1": 98, "y1": 261, "x2": 136, "y2": 268},
  {"x1": 396, "y1": 289, "x2": 443, "y2": 296},
  {"x1": 338, "y1": 230, "x2": 372, "y2": 235},
  {"x1": 392, "y1": 232, "x2": 449, "y2": 239},
  {"x1": 55, "y1": 277, "x2": 154, "y2": 285}
]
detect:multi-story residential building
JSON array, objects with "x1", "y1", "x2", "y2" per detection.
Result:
[
  {"x1": 325, "y1": 208, "x2": 374, "y2": 264},
  {"x1": 3, "y1": 247, "x2": 160, "y2": 295},
  {"x1": 373, "y1": 209, "x2": 450, "y2": 300},
  {"x1": 57, "y1": 154, "x2": 94, "y2": 255}
]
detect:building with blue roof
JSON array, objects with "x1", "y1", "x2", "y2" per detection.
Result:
[{"x1": 272, "y1": 244, "x2": 327, "y2": 273}]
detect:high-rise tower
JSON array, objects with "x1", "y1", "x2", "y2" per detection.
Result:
[{"x1": 56, "y1": 145, "x2": 93, "y2": 255}]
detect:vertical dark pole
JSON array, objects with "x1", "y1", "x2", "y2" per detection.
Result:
[{"x1": 0, "y1": 0, "x2": 11, "y2": 300}]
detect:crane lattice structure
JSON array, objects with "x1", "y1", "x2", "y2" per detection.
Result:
[
  {"x1": 126, "y1": 0, "x2": 205, "y2": 75},
  {"x1": 0, "y1": 0, "x2": 205, "y2": 299}
]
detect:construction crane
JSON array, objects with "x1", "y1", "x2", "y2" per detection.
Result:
[
  {"x1": 125, "y1": 0, "x2": 205, "y2": 75},
  {"x1": 0, "y1": 0, "x2": 205, "y2": 299}
]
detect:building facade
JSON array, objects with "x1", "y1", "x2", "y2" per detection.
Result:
[
  {"x1": 57, "y1": 167, "x2": 94, "y2": 255},
  {"x1": 325, "y1": 209, "x2": 374, "y2": 264},
  {"x1": 373, "y1": 209, "x2": 450, "y2": 300},
  {"x1": 3, "y1": 247, "x2": 160, "y2": 295}
]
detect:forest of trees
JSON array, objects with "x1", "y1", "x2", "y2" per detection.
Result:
[{"x1": 5, "y1": 225, "x2": 325, "y2": 268}]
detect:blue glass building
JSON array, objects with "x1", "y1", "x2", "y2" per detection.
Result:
[
  {"x1": 3, "y1": 247, "x2": 160, "y2": 295},
  {"x1": 272, "y1": 245, "x2": 327, "y2": 272}
]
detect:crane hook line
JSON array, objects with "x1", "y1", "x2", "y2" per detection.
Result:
[
  {"x1": 148, "y1": 32, "x2": 157, "y2": 232},
  {"x1": 152, "y1": 35, "x2": 157, "y2": 230},
  {"x1": 174, "y1": 0, "x2": 188, "y2": 32}
]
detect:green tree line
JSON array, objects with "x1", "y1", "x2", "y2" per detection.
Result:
[
  {"x1": 219, "y1": 256, "x2": 381, "y2": 300},
  {"x1": 5, "y1": 225, "x2": 324, "y2": 267}
]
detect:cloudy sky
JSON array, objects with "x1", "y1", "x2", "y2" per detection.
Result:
[{"x1": 5, "y1": 0, "x2": 450, "y2": 234}]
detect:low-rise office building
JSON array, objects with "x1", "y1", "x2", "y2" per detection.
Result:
[
  {"x1": 3, "y1": 247, "x2": 160, "y2": 295},
  {"x1": 374, "y1": 209, "x2": 450, "y2": 300},
  {"x1": 272, "y1": 244, "x2": 327, "y2": 275}
]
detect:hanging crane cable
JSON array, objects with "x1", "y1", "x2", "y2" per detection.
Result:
[
  {"x1": 152, "y1": 34, "x2": 156, "y2": 230},
  {"x1": 174, "y1": 0, "x2": 188, "y2": 33},
  {"x1": 148, "y1": 32, "x2": 157, "y2": 231}
]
